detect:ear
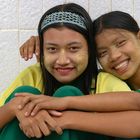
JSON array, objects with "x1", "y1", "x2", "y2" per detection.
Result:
[{"x1": 137, "y1": 30, "x2": 140, "y2": 39}]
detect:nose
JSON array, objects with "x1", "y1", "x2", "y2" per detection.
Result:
[
  {"x1": 56, "y1": 51, "x2": 70, "y2": 65},
  {"x1": 109, "y1": 47, "x2": 122, "y2": 62}
]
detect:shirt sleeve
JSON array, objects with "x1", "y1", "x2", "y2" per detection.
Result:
[
  {"x1": 0, "y1": 63, "x2": 43, "y2": 106},
  {"x1": 96, "y1": 72, "x2": 131, "y2": 94}
]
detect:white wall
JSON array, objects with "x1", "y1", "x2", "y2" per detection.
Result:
[{"x1": 0, "y1": 0, "x2": 140, "y2": 94}]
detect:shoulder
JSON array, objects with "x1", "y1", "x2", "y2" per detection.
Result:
[
  {"x1": 18, "y1": 63, "x2": 43, "y2": 88},
  {"x1": 96, "y1": 71, "x2": 131, "y2": 93},
  {"x1": 0, "y1": 63, "x2": 43, "y2": 106},
  {"x1": 97, "y1": 71, "x2": 120, "y2": 81},
  {"x1": 20, "y1": 63, "x2": 41, "y2": 76}
]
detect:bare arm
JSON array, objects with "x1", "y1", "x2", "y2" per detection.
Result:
[
  {"x1": 56, "y1": 110, "x2": 140, "y2": 138},
  {"x1": 0, "y1": 96, "x2": 62, "y2": 138},
  {"x1": 0, "y1": 96, "x2": 23, "y2": 128},
  {"x1": 67, "y1": 91, "x2": 140, "y2": 112},
  {"x1": 16, "y1": 91, "x2": 140, "y2": 116}
]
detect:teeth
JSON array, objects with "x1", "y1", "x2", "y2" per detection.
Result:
[{"x1": 114, "y1": 61, "x2": 128, "y2": 70}]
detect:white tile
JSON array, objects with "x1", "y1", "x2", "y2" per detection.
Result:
[
  {"x1": 134, "y1": 0, "x2": 140, "y2": 26},
  {"x1": 112, "y1": 0, "x2": 133, "y2": 16},
  {"x1": 0, "y1": 31, "x2": 18, "y2": 49},
  {"x1": 0, "y1": 31, "x2": 19, "y2": 93},
  {"x1": 89, "y1": 0, "x2": 111, "y2": 20},
  {"x1": 19, "y1": 0, "x2": 43, "y2": 29},
  {"x1": 43, "y1": 0, "x2": 65, "y2": 12},
  {"x1": 0, "y1": 0, "x2": 18, "y2": 29}
]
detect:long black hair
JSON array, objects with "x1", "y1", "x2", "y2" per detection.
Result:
[{"x1": 38, "y1": 3, "x2": 98, "y2": 96}]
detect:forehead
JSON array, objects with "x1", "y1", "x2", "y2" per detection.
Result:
[
  {"x1": 96, "y1": 29, "x2": 130, "y2": 39},
  {"x1": 95, "y1": 29, "x2": 132, "y2": 46},
  {"x1": 43, "y1": 27, "x2": 86, "y2": 43}
]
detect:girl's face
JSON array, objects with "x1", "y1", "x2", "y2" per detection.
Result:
[
  {"x1": 95, "y1": 28, "x2": 140, "y2": 80},
  {"x1": 43, "y1": 27, "x2": 88, "y2": 83}
]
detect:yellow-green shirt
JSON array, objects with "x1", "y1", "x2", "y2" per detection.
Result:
[{"x1": 0, "y1": 63, "x2": 131, "y2": 106}]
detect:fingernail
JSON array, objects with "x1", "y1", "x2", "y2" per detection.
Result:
[
  {"x1": 25, "y1": 112, "x2": 29, "y2": 116},
  {"x1": 18, "y1": 105, "x2": 22, "y2": 109},
  {"x1": 31, "y1": 112, "x2": 35, "y2": 116},
  {"x1": 59, "y1": 130, "x2": 63, "y2": 135}
]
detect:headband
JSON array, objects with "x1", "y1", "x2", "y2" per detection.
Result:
[{"x1": 41, "y1": 11, "x2": 87, "y2": 31}]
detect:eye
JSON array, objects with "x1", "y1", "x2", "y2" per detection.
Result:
[
  {"x1": 69, "y1": 46, "x2": 80, "y2": 52},
  {"x1": 46, "y1": 47, "x2": 57, "y2": 53},
  {"x1": 98, "y1": 50, "x2": 108, "y2": 58},
  {"x1": 117, "y1": 40, "x2": 127, "y2": 47}
]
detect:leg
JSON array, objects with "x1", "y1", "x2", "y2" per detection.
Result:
[
  {"x1": 0, "y1": 86, "x2": 41, "y2": 140},
  {"x1": 44, "y1": 85, "x2": 109, "y2": 140}
]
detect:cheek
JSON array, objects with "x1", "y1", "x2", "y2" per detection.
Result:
[
  {"x1": 98, "y1": 58, "x2": 108, "y2": 69},
  {"x1": 43, "y1": 55, "x2": 54, "y2": 69},
  {"x1": 76, "y1": 53, "x2": 88, "y2": 69}
]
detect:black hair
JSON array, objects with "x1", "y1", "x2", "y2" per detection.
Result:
[
  {"x1": 93, "y1": 11, "x2": 139, "y2": 36},
  {"x1": 38, "y1": 3, "x2": 98, "y2": 96}
]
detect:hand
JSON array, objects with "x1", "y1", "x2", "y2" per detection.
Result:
[
  {"x1": 20, "y1": 36, "x2": 40, "y2": 61},
  {"x1": 15, "y1": 93, "x2": 68, "y2": 116},
  {"x1": 7, "y1": 96, "x2": 25, "y2": 116},
  {"x1": 17, "y1": 109, "x2": 63, "y2": 138},
  {"x1": 0, "y1": 96, "x2": 26, "y2": 129}
]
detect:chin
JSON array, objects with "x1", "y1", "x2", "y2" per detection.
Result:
[
  {"x1": 116, "y1": 74, "x2": 131, "y2": 80},
  {"x1": 57, "y1": 79, "x2": 73, "y2": 84}
]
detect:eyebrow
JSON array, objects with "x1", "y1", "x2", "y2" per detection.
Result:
[
  {"x1": 97, "y1": 36, "x2": 125, "y2": 50},
  {"x1": 67, "y1": 41, "x2": 82, "y2": 46},
  {"x1": 44, "y1": 42, "x2": 58, "y2": 46},
  {"x1": 97, "y1": 46, "x2": 106, "y2": 50},
  {"x1": 44, "y1": 41, "x2": 82, "y2": 46}
]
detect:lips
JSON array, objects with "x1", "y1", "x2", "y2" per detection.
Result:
[
  {"x1": 55, "y1": 67, "x2": 74, "y2": 75},
  {"x1": 112, "y1": 60, "x2": 129, "y2": 75}
]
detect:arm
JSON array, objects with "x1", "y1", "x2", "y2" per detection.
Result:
[
  {"x1": 16, "y1": 91, "x2": 140, "y2": 116},
  {"x1": 0, "y1": 96, "x2": 23, "y2": 128},
  {"x1": 55, "y1": 110, "x2": 140, "y2": 138},
  {"x1": 0, "y1": 96, "x2": 62, "y2": 138}
]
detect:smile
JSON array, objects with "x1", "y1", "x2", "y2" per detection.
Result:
[
  {"x1": 113, "y1": 60, "x2": 129, "y2": 75},
  {"x1": 55, "y1": 68, "x2": 74, "y2": 75}
]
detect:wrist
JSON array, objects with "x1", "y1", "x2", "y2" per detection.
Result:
[
  {"x1": 59, "y1": 111, "x2": 76, "y2": 129},
  {"x1": 9, "y1": 96, "x2": 24, "y2": 116},
  {"x1": 65, "y1": 96, "x2": 75, "y2": 110}
]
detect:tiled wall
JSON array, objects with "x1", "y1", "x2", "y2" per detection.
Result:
[{"x1": 0, "y1": 0, "x2": 140, "y2": 94}]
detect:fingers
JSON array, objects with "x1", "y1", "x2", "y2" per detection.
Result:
[
  {"x1": 38, "y1": 121, "x2": 51, "y2": 136},
  {"x1": 35, "y1": 36, "x2": 40, "y2": 62},
  {"x1": 19, "y1": 119, "x2": 44, "y2": 138},
  {"x1": 19, "y1": 123, "x2": 33, "y2": 138},
  {"x1": 24, "y1": 98, "x2": 45, "y2": 116},
  {"x1": 18, "y1": 95, "x2": 32, "y2": 110},
  {"x1": 48, "y1": 110, "x2": 62, "y2": 117},
  {"x1": 31, "y1": 124, "x2": 42, "y2": 138},
  {"x1": 19, "y1": 110, "x2": 63, "y2": 138},
  {"x1": 16, "y1": 93, "x2": 38, "y2": 110},
  {"x1": 30, "y1": 102, "x2": 47, "y2": 116},
  {"x1": 20, "y1": 41, "x2": 29, "y2": 61},
  {"x1": 28, "y1": 36, "x2": 36, "y2": 59},
  {"x1": 44, "y1": 112, "x2": 63, "y2": 135},
  {"x1": 20, "y1": 36, "x2": 38, "y2": 61}
]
